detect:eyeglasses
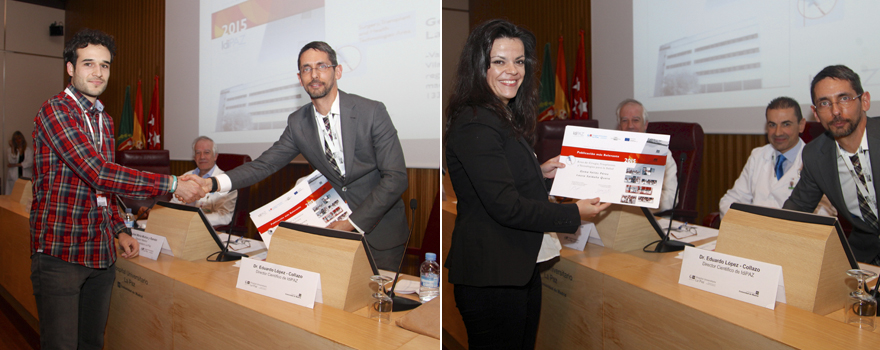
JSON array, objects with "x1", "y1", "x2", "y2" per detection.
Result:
[
  {"x1": 300, "y1": 64, "x2": 337, "y2": 74},
  {"x1": 815, "y1": 93, "x2": 862, "y2": 113},
  {"x1": 228, "y1": 235, "x2": 251, "y2": 251},
  {"x1": 670, "y1": 222, "x2": 698, "y2": 239}
]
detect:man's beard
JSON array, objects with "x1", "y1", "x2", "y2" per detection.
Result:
[
  {"x1": 304, "y1": 79, "x2": 333, "y2": 99},
  {"x1": 827, "y1": 114, "x2": 862, "y2": 138}
]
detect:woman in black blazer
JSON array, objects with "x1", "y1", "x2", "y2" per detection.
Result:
[{"x1": 444, "y1": 19, "x2": 610, "y2": 349}]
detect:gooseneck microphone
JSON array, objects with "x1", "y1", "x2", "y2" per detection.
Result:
[
  {"x1": 652, "y1": 152, "x2": 694, "y2": 253},
  {"x1": 388, "y1": 198, "x2": 422, "y2": 311}
]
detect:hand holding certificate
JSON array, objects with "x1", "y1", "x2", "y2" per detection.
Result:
[
  {"x1": 549, "y1": 126, "x2": 671, "y2": 209},
  {"x1": 249, "y1": 170, "x2": 353, "y2": 247}
]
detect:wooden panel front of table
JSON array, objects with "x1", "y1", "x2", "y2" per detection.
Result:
[
  {"x1": 102, "y1": 245, "x2": 436, "y2": 349},
  {"x1": 0, "y1": 195, "x2": 436, "y2": 349},
  {"x1": 441, "y1": 200, "x2": 880, "y2": 349},
  {"x1": 0, "y1": 196, "x2": 38, "y2": 331},
  {"x1": 537, "y1": 244, "x2": 880, "y2": 349}
]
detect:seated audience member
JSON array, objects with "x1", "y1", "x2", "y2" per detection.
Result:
[
  {"x1": 171, "y1": 136, "x2": 236, "y2": 226},
  {"x1": 616, "y1": 98, "x2": 677, "y2": 211},
  {"x1": 6, "y1": 130, "x2": 33, "y2": 195},
  {"x1": 783, "y1": 65, "x2": 880, "y2": 264},
  {"x1": 719, "y1": 97, "x2": 835, "y2": 217}
]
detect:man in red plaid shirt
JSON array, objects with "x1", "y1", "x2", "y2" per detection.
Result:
[{"x1": 30, "y1": 29, "x2": 203, "y2": 349}]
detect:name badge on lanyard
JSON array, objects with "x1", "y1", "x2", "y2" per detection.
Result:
[
  {"x1": 65, "y1": 88, "x2": 108, "y2": 207},
  {"x1": 842, "y1": 149, "x2": 877, "y2": 214}
]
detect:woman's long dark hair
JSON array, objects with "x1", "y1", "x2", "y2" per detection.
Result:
[{"x1": 445, "y1": 19, "x2": 539, "y2": 145}]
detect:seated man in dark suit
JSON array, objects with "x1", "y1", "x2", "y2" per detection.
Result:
[{"x1": 783, "y1": 65, "x2": 880, "y2": 264}]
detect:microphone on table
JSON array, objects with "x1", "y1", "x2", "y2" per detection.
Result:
[
  {"x1": 215, "y1": 229, "x2": 247, "y2": 262},
  {"x1": 387, "y1": 198, "x2": 422, "y2": 312},
  {"x1": 652, "y1": 152, "x2": 694, "y2": 253}
]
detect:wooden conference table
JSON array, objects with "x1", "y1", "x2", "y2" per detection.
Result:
[
  {"x1": 0, "y1": 195, "x2": 437, "y2": 349},
  {"x1": 441, "y1": 202, "x2": 880, "y2": 349}
]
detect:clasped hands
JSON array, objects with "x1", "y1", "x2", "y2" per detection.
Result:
[{"x1": 172, "y1": 174, "x2": 213, "y2": 202}]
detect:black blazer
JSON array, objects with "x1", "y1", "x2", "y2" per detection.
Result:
[
  {"x1": 784, "y1": 116, "x2": 880, "y2": 262},
  {"x1": 445, "y1": 106, "x2": 581, "y2": 287}
]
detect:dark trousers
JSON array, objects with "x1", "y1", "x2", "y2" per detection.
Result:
[
  {"x1": 31, "y1": 253, "x2": 116, "y2": 350},
  {"x1": 454, "y1": 265, "x2": 542, "y2": 350}
]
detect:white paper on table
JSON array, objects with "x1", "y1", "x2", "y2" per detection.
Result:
[
  {"x1": 249, "y1": 170, "x2": 352, "y2": 248},
  {"x1": 655, "y1": 218, "x2": 720, "y2": 244},
  {"x1": 216, "y1": 234, "x2": 267, "y2": 255},
  {"x1": 549, "y1": 126, "x2": 670, "y2": 209},
  {"x1": 233, "y1": 251, "x2": 268, "y2": 267},
  {"x1": 391, "y1": 279, "x2": 421, "y2": 294},
  {"x1": 675, "y1": 241, "x2": 716, "y2": 259},
  {"x1": 679, "y1": 246, "x2": 785, "y2": 309},
  {"x1": 378, "y1": 270, "x2": 421, "y2": 294}
]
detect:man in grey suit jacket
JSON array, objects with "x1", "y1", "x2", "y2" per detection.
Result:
[
  {"x1": 783, "y1": 65, "x2": 880, "y2": 264},
  {"x1": 186, "y1": 41, "x2": 409, "y2": 270}
]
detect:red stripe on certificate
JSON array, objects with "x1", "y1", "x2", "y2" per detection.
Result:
[
  {"x1": 560, "y1": 146, "x2": 667, "y2": 166},
  {"x1": 256, "y1": 182, "x2": 334, "y2": 233}
]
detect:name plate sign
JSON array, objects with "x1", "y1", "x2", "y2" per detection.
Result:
[
  {"x1": 236, "y1": 257, "x2": 323, "y2": 308},
  {"x1": 679, "y1": 246, "x2": 785, "y2": 310},
  {"x1": 130, "y1": 229, "x2": 169, "y2": 260},
  {"x1": 558, "y1": 222, "x2": 596, "y2": 251}
]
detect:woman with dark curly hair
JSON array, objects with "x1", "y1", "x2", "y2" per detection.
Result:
[{"x1": 444, "y1": 19, "x2": 610, "y2": 349}]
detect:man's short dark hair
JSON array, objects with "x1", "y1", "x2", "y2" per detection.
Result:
[
  {"x1": 766, "y1": 96, "x2": 803, "y2": 121},
  {"x1": 810, "y1": 65, "x2": 863, "y2": 104},
  {"x1": 297, "y1": 41, "x2": 337, "y2": 70},
  {"x1": 63, "y1": 29, "x2": 116, "y2": 66}
]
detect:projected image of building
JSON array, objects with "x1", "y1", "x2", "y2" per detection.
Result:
[{"x1": 653, "y1": 19, "x2": 765, "y2": 97}]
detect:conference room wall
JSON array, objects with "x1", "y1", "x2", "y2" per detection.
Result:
[
  {"x1": 465, "y1": 0, "x2": 767, "y2": 222},
  {"x1": 0, "y1": 1, "x2": 64, "y2": 194}
]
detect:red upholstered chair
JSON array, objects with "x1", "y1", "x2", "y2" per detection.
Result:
[
  {"x1": 646, "y1": 122, "x2": 704, "y2": 223},
  {"x1": 406, "y1": 191, "x2": 441, "y2": 266},
  {"x1": 534, "y1": 119, "x2": 599, "y2": 163},
  {"x1": 116, "y1": 150, "x2": 172, "y2": 212},
  {"x1": 801, "y1": 121, "x2": 826, "y2": 144},
  {"x1": 212, "y1": 153, "x2": 253, "y2": 236},
  {"x1": 702, "y1": 212, "x2": 722, "y2": 229}
]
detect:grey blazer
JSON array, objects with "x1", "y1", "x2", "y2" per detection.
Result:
[
  {"x1": 783, "y1": 116, "x2": 880, "y2": 262},
  {"x1": 224, "y1": 91, "x2": 409, "y2": 250}
]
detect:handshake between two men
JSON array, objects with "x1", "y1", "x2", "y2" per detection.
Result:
[{"x1": 172, "y1": 174, "x2": 356, "y2": 233}]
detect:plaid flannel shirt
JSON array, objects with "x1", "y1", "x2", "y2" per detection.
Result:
[{"x1": 31, "y1": 85, "x2": 172, "y2": 269}]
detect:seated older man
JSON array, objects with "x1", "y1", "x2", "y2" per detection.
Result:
[
  {"x1": 616, "y1": 98, "x2": 677, "y2": 212},
  {"x1": 170, "y1": 136, "x2": 237, "y2": 225}
]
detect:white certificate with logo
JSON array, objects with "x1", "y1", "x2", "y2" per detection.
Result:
[
  {"x1": 549, "y1": 126, "x2": 671, "y2": 209},
  {"x1": 249, "y1": 170, "x2": 352, "y2": 247}
]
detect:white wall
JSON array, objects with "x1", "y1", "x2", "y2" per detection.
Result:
[{"x1": 1, "y1": 0, "x2": 64, "y2": 193}]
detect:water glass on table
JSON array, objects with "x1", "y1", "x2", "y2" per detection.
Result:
[
  {"x1": 845, "y1": 269, "x2": 877, "y2": 331},
  {"x1": 369, "y1": 275, "x2": 393, "y2": 324}
]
